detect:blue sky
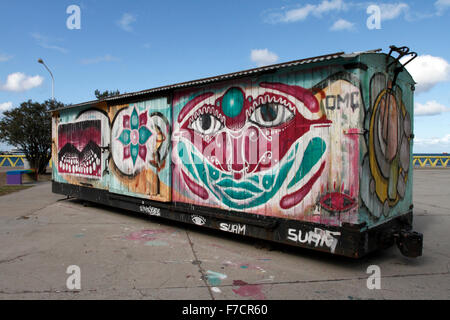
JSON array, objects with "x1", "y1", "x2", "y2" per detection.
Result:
[{"x1": 0, "y1": 0, "x2": 449, "y2": 152}]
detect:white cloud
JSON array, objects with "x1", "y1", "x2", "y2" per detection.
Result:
[
  {"x1": 266, "y1": 0, "x2": 346, "y2": 23},
  {"x1": 31, "y1": 33, "x2": 68, "y2": 54},
  {"x1": 0, "y1": 53, "x2": 13, "y2": 62},
  {"x1": 80, "y1": 54, "x2": 120, "y2": 65},
  {"x1": 0, "y1": 72, "x2": 44, "y2": 92},
  {"x1": 315, "y1": 0, "x2": 346, "y2": 16},
  {"x1": 415, "y1": 134, "x2": 450, "y2": 146},
  {"x1": 117, "y1": 13, "x2": 136, "y2": 32},
  {"x1": 401, "y1": 55, "x2": 450, "y2": 93},
  {"x1": 415, "y1": 101, "x2": 450, "y2": 116},
  {"x1": 330, "y1": 19, "x2": 355, "y2": 31},
  {"x1": 281, "y1": 4, "x2": 315, "y2": 22},
  {"x1": 0, "y1": 102, "x2": 13, "y2": 111},
  {"x1": 435, "y1": 0, "x2": 450, "y2": 14},
  {"x1": 378, "y1": 3, "x2": 409, "y2": 21},
  {"x1": 250, "y1": 49, "x2": 279, "y2": 67}
]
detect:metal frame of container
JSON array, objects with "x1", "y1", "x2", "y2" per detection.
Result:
[{"x1": 51, "y1": 47, "x2": 423, "y2": 258}]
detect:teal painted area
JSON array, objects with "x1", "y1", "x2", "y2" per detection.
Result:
[
  {"x1": 222, "y1": 87, "x2": 244, "y2": 118},
  {"x1": 216, "y1": 179, "x2": 264, "y2": 193},
  {"x1": 223, "y1": 188, "x2": 254, "y2": 200},
  {"x1": 145, "y1": 240, "x2": 169, "y2": 246},
  {"x1": 52, "y1": 163, "x2": 67, "y2": 184},
  {"x1": 288, "y1": 138, "x2": 326, "y2": 189},
  {"x1": 177, "y1": 138, "x2": 320, "y2": 209},
  {"x1": 177, "y1": 136, "x2": 325, "y2": 210},
  {"x1": 205, "y1": 271, "x2": 227, "y2": 286},
  {"x1": 130, "y1": 143, "x2": 139, "y2": 165},
  {"x1": 131, "y1": 108, "x2": 139, "y2": 130},
  {"x1": 139, "y1": 126, "x2": 152, "y2": 144},
  {"x1": 118, "y1": 129, "x2": 130, "y2": 145}
]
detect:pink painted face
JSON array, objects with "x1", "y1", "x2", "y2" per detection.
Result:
[{"x1": 178, "y1": 82, "x2": 330, "y2": 180}]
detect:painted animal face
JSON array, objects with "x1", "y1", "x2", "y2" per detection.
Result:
[{"x1": 174, "y1": 82, "x2": 331, "y2": 211}]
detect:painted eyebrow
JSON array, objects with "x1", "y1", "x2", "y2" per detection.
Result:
[
  {"x1": 259, "y1": 82, "x2": 319, "y2": 113},
  {"x1": 178, "y1": 92, "x2": 214, "y2": 123}
]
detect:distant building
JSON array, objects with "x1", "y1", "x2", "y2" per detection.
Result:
[{"x1": 9, "y1": 148, "x2": 25, "y2": 155}]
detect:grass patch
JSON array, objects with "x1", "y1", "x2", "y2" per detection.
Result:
[{"x1": 0, "y1": 185, "x2": 34, "y2": 196}]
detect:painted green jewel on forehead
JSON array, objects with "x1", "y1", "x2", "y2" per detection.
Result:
[{"x1": 222, "y1": 87, "x2": 244, "y2": 118}]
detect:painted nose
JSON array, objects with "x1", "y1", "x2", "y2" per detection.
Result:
[
  {"x1": 228, "y1": 127, "x2": 263, "y2": 180},
  {"x1": 229, "y1": 135, "x2": 245, "y2": 180}
]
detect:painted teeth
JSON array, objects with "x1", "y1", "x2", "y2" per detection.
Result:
[{"x1": 59, "y1": 151, "x2": 100, "y2": 176}]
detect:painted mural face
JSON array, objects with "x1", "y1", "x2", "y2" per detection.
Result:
[
  {"x1": 57, "y1": 109, "x2": 110, "y2": 180},
  {"x1": 58, "y1": 120, "x2": 102, "y2": 178},
  {"x1": 174, "y1": 82, "x2": 331, "y2": 211}
]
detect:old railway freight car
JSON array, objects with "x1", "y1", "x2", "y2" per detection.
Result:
[{"x1": 51, "y1": 46, "x2": 423, "y2": 258}]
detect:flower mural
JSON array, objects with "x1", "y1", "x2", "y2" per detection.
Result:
[
  {"x1": 117, "y1": 107, "x2": 152, "y2": 166},
  {"x1": 111, "y1": 102, "x2": 172, "y2": 184}
]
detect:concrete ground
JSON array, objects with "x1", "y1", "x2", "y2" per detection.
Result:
[{"x1": 0, "y1": 169, "x2": 448, "y2": 300}]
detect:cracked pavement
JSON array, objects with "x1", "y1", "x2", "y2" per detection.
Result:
[{"x1": 0, "y1": 169, "x2": 449, "y2": 299}]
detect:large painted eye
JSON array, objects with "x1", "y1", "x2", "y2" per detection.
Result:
[
  {"x1": 189, "y1": 113, "x2": 224, "y2": 135},
  {"x1": 250, "y1": 103, "x2": 294, "y2": 127}
]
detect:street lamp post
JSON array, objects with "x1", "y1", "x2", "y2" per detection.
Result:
[{"x1": 37, "y1": 58, "x2": 54, "y2": 101}]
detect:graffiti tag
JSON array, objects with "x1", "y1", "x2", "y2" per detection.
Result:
[
  {"x1": 325, "y1": 92, "x2": 359, "y2": 111},
  {"x1": 139, "y1": 205, "x2": 161, "y2": 217},
  {"x1": 287, "y1": 227, "x2": 341, "y2": 253},
  {"x1": 191, "y1": 215, "x2": 206, "y2": 226},
  {"x1": 219, "y1": 223, "x2": 246, "y2": 235}
]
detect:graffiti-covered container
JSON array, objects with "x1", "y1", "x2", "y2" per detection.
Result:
[{"x1": 51, "y1": 48, "x2": 421, "y2": 258}]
